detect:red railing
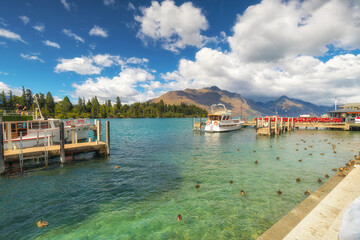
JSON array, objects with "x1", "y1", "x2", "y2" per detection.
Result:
[{"x1": 255, "y1": 117, "x2": 343, "y2": 123}]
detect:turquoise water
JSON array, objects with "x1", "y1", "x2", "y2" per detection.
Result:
[{"x1": 1, "y1": 118, "x2": 360, "y2": 239}]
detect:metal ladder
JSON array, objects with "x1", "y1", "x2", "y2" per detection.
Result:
[{"x1": 18, "y1": 133, "x2": 49, "y2": 172}]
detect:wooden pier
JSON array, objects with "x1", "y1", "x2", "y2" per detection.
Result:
[
  {"x1": 0, "y1": 120, "x2": 110, "y2": 174},
  {"x1": 244, "y1": 119, "x2": 360, "y2": 132},
  {"x1": 255, "y1": 117, "x2": 295, "y2": 136}
]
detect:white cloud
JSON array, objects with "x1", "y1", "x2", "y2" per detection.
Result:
[
  {"x1": 0, "y1": 82, "x2": 22, "y2": 95},
  {"x1": 62, "y1": 29, "x2": 85, "y2": 43},
  {"x1": 0, "y1": 41, "x2": 7, "y2": 47},
  {"x1": 43, "y1": 40, "x2": 61, "y2": 49},
  {"x1": 20, "y1": 53, "x2": 44, "y2": 63},
  {"x1": 33, "y1": 23, "x2": 45, "y2": 32},
  {"x1": 89, "y1": 25, "x2": 108, "y2": 38},
  {"x1": 61, "y1": 0, "x2": 71, "y2": 11},
  {"x1": 0, "y1": 71, "x2": 9, "y2": 75},
  {"x1": 19, "y1": 16, "x2": 30, "y2": 25},
  {"x1": 55, "y1": 57, "x2": 101, "y2": 75},
  {"x1": 128, "y1": 2, "x2": 135, "y2": 11},
  {"x1": 135, "y1": 0, "x2": 209, "y2": 52},
  {"x1": 228, "y1": 0, "x2": 360, "y2": 62},
  {"x1": 72, "y1": 67, "x2": 157, "y2": 103},
  {"x1": 103, "y1": 0, "x2": 115, "y2": 6},
  {"x1": 158, "y1": 0, "x2": 360, "y2": 105},
  {"x1": 55, "y1": 54, "x2": 149, "y2": 75},
  {"x1": 0, "y1": 28, "x2": 26, "y2": 43}
]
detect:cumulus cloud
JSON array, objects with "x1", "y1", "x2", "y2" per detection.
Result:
[
  {"x1": 135, "y1": 0, "x2": 209, "y2": 52},
  {"x1": 19, "y1": 16, "x2": 30, "y2": 25},
  {"x1": 43, "y1": 40, "x2": 61, "y2": 49},
  {"x1": 33, "y1": 23, "x2": 45, "y2": 32},
  {"x1": 55, "y1": 57, "x2": 101, "y2": 75},
  {"x1": 0, "y1": 82, "x2": 22, "y2": 95},
  {"x1": 103, "y1": 0, "x2": 115, "y2": 6},
  {"x1": 228, "y1": 0, "x2": 360, "y2": 62},
  {"x1": 20, "y1": 53, "x2": 44, "y2": 63},
  {"x1": 159, "y1": 0, "x2": 360, "y2": 105},
  {"x1": 62, "y1": 29, "x2": 85, "y2": 43},
  {"x1": 55, "y1": 54, "x2": 149, "y2": 75},
  {"x1": 0, "y1": 28, "x2": 26, "y2": 43},
  {"x1": 162, "y1": 48, "x2": 360, "y2": 104},
  {"x1": 72, "y1": 68, "x2": 158, "y2": 103},
  {"x1": 89, "y1": 25, "x2": 108, "y2": 38}
]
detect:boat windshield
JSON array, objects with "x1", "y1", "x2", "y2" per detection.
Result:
[{"x1": 208, "y1": 115, "x2": 221, "y2": 121}]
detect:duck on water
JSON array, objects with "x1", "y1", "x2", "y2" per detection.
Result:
[{"x1": 204, "y1": 104, "x2": 244, "y2": 133}]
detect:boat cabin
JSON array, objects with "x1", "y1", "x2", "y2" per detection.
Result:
[
  {"x1": 2, "y1": 120, "x2": 60, "y2": 140},
  {"x1": 208, "y1": 113, "x2": 231, "y2": 122}
]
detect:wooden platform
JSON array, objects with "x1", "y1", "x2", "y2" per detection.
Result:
[{"x1": 4, "y1": 141, "x2": 107, "y2": 162}]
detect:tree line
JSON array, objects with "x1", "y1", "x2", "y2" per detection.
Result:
[{"x1": 0, "y1": 87, "x2": 208, "y2": 119}]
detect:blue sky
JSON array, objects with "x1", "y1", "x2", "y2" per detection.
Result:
[{"x1": 0, "y1": 0, "x2": 360, "y2": 105}]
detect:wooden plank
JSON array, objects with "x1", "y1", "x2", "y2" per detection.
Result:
[{"x1": 4, "y1": 141, "x2": 106, "y2": 162}]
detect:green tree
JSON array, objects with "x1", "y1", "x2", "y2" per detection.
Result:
[{"x1": 45, "y1": 92, "x2": 55, "y2": 117}]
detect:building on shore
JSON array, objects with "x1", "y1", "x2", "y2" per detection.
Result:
[{"x1": 328, "y1": 103, "x2": 360, "y2": 120}]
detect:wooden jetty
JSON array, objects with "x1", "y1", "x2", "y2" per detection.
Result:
[
  {"x1": 0, "y1": 120, "x2": 110, "y2": 174},
  {"x1": 255, "y1": 117, "x2": 295, "y2": 136},
  {"x1": 244, "y1": 118, "x2": 360, "y2": 132}
]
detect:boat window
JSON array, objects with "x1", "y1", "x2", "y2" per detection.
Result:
[
  {"x1": 226, "y1": 116, "x2": 230, "y2": 120},
  {"x1": 32, "y1": 121, "x2": 40, "y2": 129},
  {"x1": 40, "y1": 122, "x2": 49, "y2": 129}
]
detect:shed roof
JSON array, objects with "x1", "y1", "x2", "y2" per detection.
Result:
[{"x1": 328, "y1": 108, "x2": 360, "y2": 114}]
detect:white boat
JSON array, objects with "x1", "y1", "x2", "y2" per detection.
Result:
[
  {"x1": 3, "y1": 118, "x2": 93, "y2": 150},
  {"x1": 204, "y1": 104, "x2": 244, "y2": 132},
  {"x1": 2, "y1": 97, "x2": 93, "y2": 150}
]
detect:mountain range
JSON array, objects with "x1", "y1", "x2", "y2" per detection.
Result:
[{"x1": 151, "y1": 86, "x2": 333, "y2": 117}]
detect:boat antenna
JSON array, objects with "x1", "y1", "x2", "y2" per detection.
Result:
[
  {"x1": 34, "y1": 95, "x2": 44, "y2": 120},
  {"x1": 334, "y1": 97, "x2": 337, "y2": 110}
]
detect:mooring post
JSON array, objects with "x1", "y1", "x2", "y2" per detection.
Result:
[
  {"x1": 192, "y1": 117, "x2": 195, "y2": 131},
  {"x1": 7, "y1": 123, "x2": 12, "y2": 150},
  {"x1": 105, "y1": 121, "x2": 110, "y2": 155},
  {"x1": 71, "y1": 124, "x2": 76, "y2": 144},
  {"x1": 96, "y1": 119, "x2": 101, "y2": 144},
  {"x1": 0, "y1": 124, "x2": 5, "y2": 174},
  {"x1": 255, "y1": 118, "x2": 258, "y2": 130},
  {"x1": 268, "y1": 118, "x2": 271, "y2": 136},
  {"x1": 60, "y1": 121, "x2": 65, "y2": 164}
]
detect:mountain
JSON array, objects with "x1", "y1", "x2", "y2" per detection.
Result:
[
  {"x1": 256, "y1": 96, "x2": 333, "y2": 117},
  {"x1": 151, "y1": 86, "x2": 332, "y2": 117}
]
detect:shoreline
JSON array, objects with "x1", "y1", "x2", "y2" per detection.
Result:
[{"x1": 258, "y1": 156, "x2": 359, "y2": 239}]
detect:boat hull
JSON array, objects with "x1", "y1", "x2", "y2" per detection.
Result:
[{"x1": 204, "y1": 122, "x2": 243, "y2": 132}]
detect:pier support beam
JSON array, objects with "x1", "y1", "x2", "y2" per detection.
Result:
[
  {"x1": 105, "y1": 121, "x2": 110, "y2": 155},
  {"x1": 60, "y1": 121, "x2": 65, "y2": 164},
  {"x1": 268, "y1": 118, "x2": 271, "y2": 136},
  {"x1": 0, "y1": 124, "x2": 4, "y2": 174},
  {"x1": 7, "y1": 123, "x2": 12, "y2": 150}
]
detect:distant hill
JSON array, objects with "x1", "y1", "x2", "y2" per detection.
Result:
[
  {"x1": 151, "y1": 86, "x2": 332, "y2": 117},
  {"x1": 256, "y1": 96, "x2": 333, "y2": 117}
]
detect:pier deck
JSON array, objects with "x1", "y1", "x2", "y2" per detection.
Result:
[{"x1": 4, "y1": 141, "x2": 107, "y2": 162}]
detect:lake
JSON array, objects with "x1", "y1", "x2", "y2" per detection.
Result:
[{"x1": 0, "y1": 118, "x2": 359, "y2": 239}]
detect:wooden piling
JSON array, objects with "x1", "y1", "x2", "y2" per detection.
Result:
[
  {"x1": 105, "y1": 121, "x2": 110, "y2": 155},
  {"x1": 7, "y1": 122, "x2": 12, "y2": 150},
  {"x1": 275, "y1": 118, "x2": 278, "y2": 135},
  {"x1": 0, "y1": 124, "x2": 4, "y2": 174},
  {"x1": 60, "y1": 121, "x2": 65, "y2": 164},
  {"x1": 268, "y1": 118, "x2": 271, "y2": 135},
  {"x1": 71, "y1": 124, "x2": 76, "y2": 144},
  {"x1": 96, "y1": 119, "x2": 101, "y2": 142}
]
